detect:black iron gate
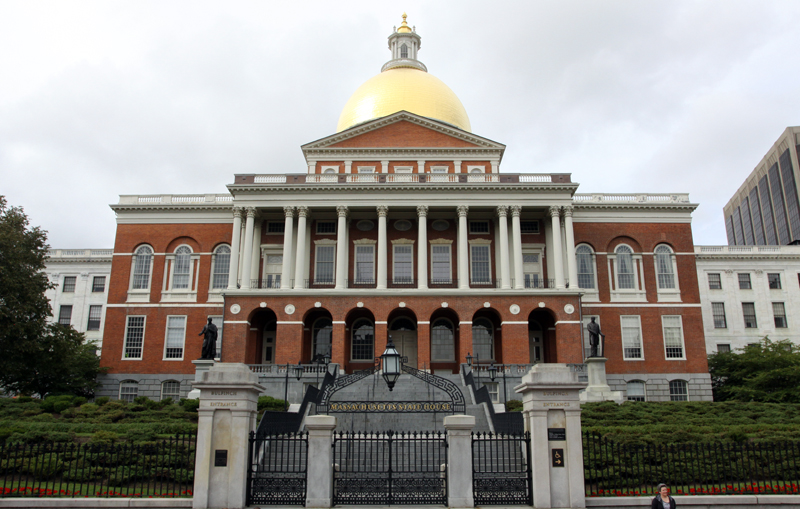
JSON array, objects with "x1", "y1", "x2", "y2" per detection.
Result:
[
  {"x1": 332, "y1": 430, "x2": 447, "y2": 505},
  {"x1": 247, "y1": 431, "x2": 308, "y2": 506},
  {"x1": 472, "y1": 431, "x2": 532, "y2": 505}
]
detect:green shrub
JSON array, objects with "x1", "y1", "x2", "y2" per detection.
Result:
[
  {"x1": 180, "y1": 398, "x2": 199, "y2": 412},
  {"x1": 126, "y1": 428, "x2": 158, "y2": 443},
  {"x1": 53, "y1": 400, "x2": 72, "y2": 414},
  {"x1": 15, "y1": 396, "x2": 33, "y2": 403},
  {"x1": 95, "y1": 396, "x2": 110, "y2": 406},
  {"x1": 505, "y1": 399, "x2": 522, "y2": 412},
  {"x1": 258, "y1": 396, "x2": 286, "y2": 412},
  {"x1": 90, "y1": 430, "x2": 119, "y2": 445},
  {"x1": 72, "y1": 396, "x2": 88, "y2": 407}
]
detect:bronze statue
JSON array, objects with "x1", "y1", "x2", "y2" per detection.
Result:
[
  {"x1": 198, "y1": 317, "x2": 218, "y2": 360},
  {"x1": 586, "y1": 317, "x2": 605, "y2": 358}
]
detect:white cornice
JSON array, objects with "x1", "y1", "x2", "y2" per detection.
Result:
[{"x1": 228, "y1": 183, "x2": 580, "y2": 194}]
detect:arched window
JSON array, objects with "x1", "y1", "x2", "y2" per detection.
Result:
[
  {"x1": 400, "y1": 43, "x2": 408, "y2": 58},
  {"x1": 626, "y1": 380, "x2": 646, "y2": 402},
  {"x1": 431, "y1": 319, "x2": 454, "y2": 361},
  {"x1": 351, "y1": 319, "x2": 374, "y2": 361},
  {"x1": 119, "y1": 380, "x2": 139, "y2": 402},
  {"x1": 132, "y1": 246, "x2": 153, "y2": 290},
  {"x1": 211, "y1": 245, "x2": 230, "y2": 289},
  {"x1": 655, "y1": 245, "x2": 676, "y2": 289},
  {"x1": 576, "y1": 245, "x2": 596, "y2": 289},
  {"x1": 313, "y1": 318, "x2": 333, "y2": 359},
  {"x1": 615, "y1": 245, "x2": 635, "y2": 289},
  {"x1": 472, "y1": 318, "x2": 494, "y2": 360},
  {"x1": 161, "y1": 380, "x2": 181, "y2": 401},
  {"x1": 172, "y1": 246, "x2": 192, "y2": 289},
  {"x1": 669, "y1": 380, "x2": 688, "y2": 401}
]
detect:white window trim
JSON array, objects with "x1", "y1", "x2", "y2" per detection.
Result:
[
  {"x1": 350, "y1": 318, "x2": 375, "y2": 362},
  {"x1": 122, "y1": 315, "x2": 146, "y2": 361},
  {"x1": 467, "y1": 165, "x2": 486, "y2": 174},
  {"x1": 669, "y1": 379, "x2": 689, "y2": 402},
  {"x1": 208, "y1": 244, "x2": 232, "y2": 301},
  {"x1": 320, "y1": 165, "x2": 339, "y2": 174},
  {"x1": 393, "y1": 166, "x2": 413, "y2": 173},
  {"x1": 119, "y1": 380, "x2": 139, "y2": 402},
  {"x1": 314, "y1": 240, "x2": 336, "y2": 285},
  {"x1": 392, "y1": 241, "x2": 415, "y2": 284},
  {"x1": 707, "y1": 271, "x2": 723, "y2": 290},
  {"x1": 626, "y1": 380, "x2": 647, "y2": 402},
  {"x1": 353, "y1": 240, "x2": 376, "y2": 283},
  {"x1": 161, "y1": 245, "x2": 199, "y2": 303},
  {"x1": 575, "y1": 244, "x2": 599, "y2": 301},
  {"x1": 127, "y1": 245, "x2": 154, "y2": 303},
  {"x1": 620, "y1": 315, "x2": 644, "y2": 361},
  {"x1": 429, "y1": 240, "x2": 453, "y2": 284},
  {"x1": 357, "y1": 166, "x2": 376, "y2": 174},
  {"x1": 431, "y1": 166, "x2": 449, "y2": 173},
  {"x1": 163, "y1": 315, "x2": 187, "y2": 361},
  {"x1": 521, "y1": 247, "x2": 544, "y2": 290},
  {"x1": 654, "y1": 245, "x2": 681, "y2": 302},
  {"x1": 161, "y1": 380, "x2": 181, "y2": 401},
  {"x1": 661, "y1": 315, "x2": 686, "y2": 361},
  {"x1": 260, "y1": 247, "x2": 284, "y2": 290},
  {"x1": 469, "y1": 239, "x2": 493, "y2": 285},
  {"x1": 608, "y1": 245, "x2": 647, "y2": 302}
]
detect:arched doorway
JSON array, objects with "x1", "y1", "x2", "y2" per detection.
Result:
[
  {"x1": 390, "y1": 317, "x2": 417, "y2": 368},
  {"x1": 529, "y1": 321, "x2": 543, "y2": 364},
  {"x1": 528, "y1": 308, "x2": 556, "y2": 363},
  {"x1": 262, "y1": 319, "x2": 276, "y2": 364}
]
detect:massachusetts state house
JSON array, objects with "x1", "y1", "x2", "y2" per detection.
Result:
[{"x1": 97, "y1": 16, "x2": 712, "y2": 403}]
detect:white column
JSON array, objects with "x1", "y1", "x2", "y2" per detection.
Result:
[
  {"x1": 294, "y1": 206, "x2": 309, "y2": 289},
  {"x1": 281, "y1": 207, "x2": 295, "y2": 289},
  {"x1": 240, "y1": 207, "x2": 256, "y2": 289},
  {"x1": 227, "y1": 207, "x2": 243, "y2": 290},
  {"x1": 381, "y1": 160, "x2": 389, "y2": 173},
  {"x1": 549, "y1": 205, "x2": 565, "y2": 289},
  {"x1": 454, "y1": 160, "x2": 462, "y2": 173},
  {"x1": 457, "y1": 205, "x2": 469, "y2": 289},
  {"x1": 417, "y1": 205, "x2": 429, "y2": 289},
  {"x1": 564, "y1": 205, "x2": 578, "y2": 289},
  {"x1": 511, "y1": 205, "x2": 524, "y2": 289},
  {"x1": 417, "y1": 160, "x2": 426, "y2": 174},
  {"x1": 335, "y1": 205, "x2": 348, "y2": 289},
  {"x1": 377, "y1": 205, "x2": 388, "y2": 290},
  {"x1": 444, "y1": 415, "x2": 476, "y2": 508},
  {"x1": 250, "y1": 218, "x2": 262, "y2": 286},
  {"x1": 497, "y1": 205, "x2": 511, "y2": 289},
  {"x1": 344, "y1": 160, "x2": 352, "y2": 174}
]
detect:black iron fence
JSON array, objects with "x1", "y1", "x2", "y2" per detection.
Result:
[
  {"x1": 0, "y1": 433, "x2": 196, "y2": 498},
  {"x1": 584, "y1": 432, "x2": 800, "y2": 497},
  {"x1": 472, "y1": 431, "x2": 532, "y2": 505},
  {"x1": 247, "y1": 431, "x2": 308, "y2": 506}
]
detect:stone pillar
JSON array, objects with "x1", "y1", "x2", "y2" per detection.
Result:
[
  {"x1": 192, "y1": 363, "x2": 264, "y2": 509},
  {"x1": 417, "y1": 159, "x2": 426, "y2": 173},
  {"x1": 281, "y1": 207, "x2": 295, "y2": 289},
  {"x1": 227, "y1": 207, "x2": 243, "y2": 290},
  {"x1": 187, "y1": 359, "x2": 215, "y2": 400},
  {"x1": 250, "y1": 219, "x2": 262, "y2": 286},
  {"x1": 417, "y1": 205, "x2": 429, "y2": 290},
  {"x1": 377, "y1": 205, "x2": 388, "y2": 290},
  {"x1": 549, "y1": 206, "x2": 565, "y2": 289},
  {"x1": 515, "y1": 364, "x2": 587, "y2": 509},
  {"x1": 240, "y1": 207, "x2": 256, "y2": 289},
  {"x1": 305, "y1": 415, "x2": 337, "y2": 508},
  {"x1": 497, "y1": 205, "x2": 511, "y2": 289},
  {"x1": 335, "y1": 206, "x2": 348, "y2": 290},
  {"x1": 580, "y1": 357, "x2": 624, "y2": 403},
  {"x1": 511, "y1": 205, "x2": 524, "y2": 290},
  {"x1": 444, "y1": 415, "x2": 475, "y2": 508},
  {"x1": 294, "y1": 206, "x2": 309, "y2": 289},
  {"x1": 564, "y1": 206, "x2": 578, "y2": 289},
  {"x1": 457, "y1": 205, "x2": 469, "y2": 289}
]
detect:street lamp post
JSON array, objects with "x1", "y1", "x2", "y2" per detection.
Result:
[
  {"x1": 380, "y1": 334, "x2": 401, "y2": 391},
  {"x1": 466, "y1": 351, "x2": 481, "y2": 387}
]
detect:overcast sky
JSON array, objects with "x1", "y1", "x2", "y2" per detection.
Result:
[{"x1": 2, "y1": 1, "x2": 800, "y2": 248}]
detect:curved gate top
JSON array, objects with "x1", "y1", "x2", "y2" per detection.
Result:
[{"x1": 317, "y1": 363, "x2": 466, "y2": 414}]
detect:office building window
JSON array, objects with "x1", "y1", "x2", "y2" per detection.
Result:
[
  {"x1": 351, "y1": 319, "x2": 374, "y2": 361},
  {"x1": 738, "y1": 273, "x2": 751, "y2": 289},
  {"x1": 87, "y1": 305, "x2": 102, "y2": 331},
  {"x1": 626, "y1": 381, "x2": 646, "y2": 402},
  {"x1": 712, "y1": 302, "x2": 727, "y2": 328},
  {"x1": 768, "y1": 273, "x2": 781, "y2": 289},
  {"x1": 62, "y1": 276, "x2": 76, "y2": 293},
  {"x1": 119, "y1": 381, "x2": 139, "y2": 403},
  {"x1": 773, "y1": 302, "x2": 787, "y2": 328},
  {"x1": 472, "y1": 318, "x2": 494, "y2": 360},
  {"x1": 316, "y1": 221, "x2": 335, "y2": 234},
  {"x1": 621, "y1": 315, "x2": 643, "y2": 359},
  {"x1": 576, "y1": 245, "x2": 596, "y2": 289},
  {"x1": 58, "y1": 305, "x2": 72, "y2": 326},
  {"x1": 124, "y1": 316, "x2": 145, "y2": 359},
  {"x1": 662, "y1": 316, "x2": 685, "y2": 359},
  {"x1": 717, "y1": 344, "x2": 731, "y2": 353},
  {"x1": 470, "y1": 244, "x2": 491, "y2": 284},
  {"x1": 742, "y1": 303, "x2": 757, "y2": 328},
  {"x1": 707, "y1": 273, "x2": 721, "y2": 290},
  {"x1": 779, "y1": 148, "x2": 800, "y2": 240},
  {"x1": 749, "y1": 187, "x2": 765, "y2": 245},
  {"x1": 315, "y1": 245, "x2": 335, "y2": 284},
  {"x1": 431, "y1": 245, "x2": 451, "y2": 283},
  {"x1": 161, "y1": 381, "x2": 181, "y2": 401},
  {"x1": 393, "y1": 244, "x2": 413, "y2": 283},
  {"x1": 669, "y1": 380, "x2": 688, "y2": 401},
  {"x1": 354, "y1": 245, "x2": 375, "y2": 283},
  {"x1": 769, "y1": 162, "x2": 791, "y2": 244},
  {"x1": 431, "y1": 319, "x2": 455, "y2": 361},
  {"x1": 92, "y1": 276, "x2": 106, "y2": 292},
  {"x1": 211, "y1": 245, "x2": 231, "y2": 289},
  {"x1": 759, "y1": 174, "x2": 778, "y2": 245},
  {"x1": 164, "y1": 316, "x2": 187, "y2": 359}
]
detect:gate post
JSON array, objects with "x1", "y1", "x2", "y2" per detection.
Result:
[
  {"x1": 192, "y1": 363, "x2": 264, "y2": 509},
  {"x1": 515, "y1": 363, "x2": 586, "y2": 509},
  {"x1": 305, "y1": 415, "x2": 337, "y2": 508},
  {"x1": 444, "y1": 414, "x2": 475, "y2": 508}
]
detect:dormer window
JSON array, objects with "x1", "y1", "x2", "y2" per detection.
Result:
[{"x1": 400, "y1": 44, "x2": 408, "y2": 58}]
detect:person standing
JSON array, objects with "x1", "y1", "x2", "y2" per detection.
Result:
[{"x1": 651, "y1": 483, "x2": 676, "y2": 509}]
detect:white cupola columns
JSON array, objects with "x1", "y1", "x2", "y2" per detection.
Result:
[
  {"x1": 227, "y1": 207, "x2": 243, "y2": 290},
  {"x1": 377, "y1": 205, "x2": 388, "y2": 289},
  {"x1": 549, "y1": 205, "x2": 565, "y2": 289},
  {"x1": 294, "y1": 207, "x2": 309, "y2": 289},
  {"x1": 457, "y1": 205, "x2": 470, "y2": 289},
  {"x1": 511, "y1": 206, "x2": 524, "y2": 290},
  {"x1": 417, "y1": 206, "x2": 429, "y2": 290},
  {"x1": 335, "y1": 206, "x2": 349, "y2": 289}
]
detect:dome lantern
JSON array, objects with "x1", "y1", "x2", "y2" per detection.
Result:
[{"x1": 383, "y1": 13, "x2": 426, "y2": 72}]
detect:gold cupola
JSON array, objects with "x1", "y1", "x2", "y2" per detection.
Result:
[{"x1": 336, "y1": 15, "x2": 471, "y2": 133}]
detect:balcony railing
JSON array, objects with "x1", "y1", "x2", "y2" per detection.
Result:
[
  {"x1": 236, "y1": 277, "x2": 567, "y2": 290},
  {"x1": 245, "y1": 173, "x2": 564, "y2": 185}
]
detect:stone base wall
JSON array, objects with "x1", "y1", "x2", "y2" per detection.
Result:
[
  {"x1": 607, "y1": 372, "x2": 713, "y2": 402},
  {"x1": 96, "y1": 373, "x2": 195, "y2": 401}
]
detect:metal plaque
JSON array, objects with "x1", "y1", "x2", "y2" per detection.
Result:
[
  {"x1": 548, "y1": 428, "x2": 566, "y2": 441},
  {"x1": 551, "y1": 448, "x2": 564, "y2": 467},
  {"x1": 215, "y1": 449, "x2": 228, "y2": 467}
]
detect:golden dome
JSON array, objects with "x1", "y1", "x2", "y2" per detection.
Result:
[
  {"x1": 397, "y1": 13, "x2": 412, "y2": 33},
  {"x1": 336, "y1": 67, "x2": 472, "y2": 132}
]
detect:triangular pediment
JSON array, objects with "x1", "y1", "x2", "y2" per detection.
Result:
[{"x1": 302, "y1": 111, "x2": 505, "y2": 151}]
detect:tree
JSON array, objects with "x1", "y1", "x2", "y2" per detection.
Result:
[
  {"x1": 708, "y1": 337, "x2": 800, "y2": 403},
  {"x1": 0, "y1": 196, "x2": 104, "y2": 397}
]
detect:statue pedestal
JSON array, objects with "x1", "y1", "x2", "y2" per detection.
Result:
[
  {"x1": 186, "y1": 359, "x2": 215, "y2": 400},
  {"x1": 579, "y1": 357, "x2": 624, "y2": 404}
]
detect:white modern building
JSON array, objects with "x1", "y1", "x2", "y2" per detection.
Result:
[
  {"x1": 44, "y1": 249, "x2": 113, "y2": 352},
  {"x1": 695, "y1": 244, "x2": 800, "y2": 353}
]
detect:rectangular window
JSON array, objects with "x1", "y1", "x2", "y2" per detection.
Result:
[
  {"x1": 92, "y1": 276, "x2": 106, "y2": 292},
  {"x1": 662, "y1": 316, "x2": 685, "y2": 359},
  {"x1": 393, "y1": 245, "x2": 413, "y2": 283},
  {"x1": 773, "y1": 302, "x2": 787, "y2": 328},
  {"x1": 711, "y1": 302, "x2": 727, "y2": 328},
  {"x1": 768, "y1": 273, "x2": 782, "y2": 289},
  {"x1": 266, "y1": 221, "x2": 285, "y2": 233},
  {"x1": 164, "y1": 316, "x2": 187, "y2": 359},
  {"x1": 315, "y1": 245, "x2": 335, "y2": 284},
  {"x1": 119, "y1": 382, "x2": 138, "y2": 403},
  {"x1": 717, "y1": 344, "x2": 731, "y2": 353},
  {"x1": 626, "y1": 381, "x2": 646, "y2": 402},
  {"x1": 58, "y1": 305, "x2": 72, "y2": 326},
  {"x1": 316, "y1": 221, "x2": 336, "y2": 234},
  {"x1": 161, "y1": 381, "x2": 181, "y2": 401},
  {"x1": 87, "y1": 305, "x2": 102, "y2": 331},
  {"x1": 485, "y1": 382, "x2": 499, "y2": 403},
  {"x1": 621, "y1": 316, "x2": 643, "y2": 360},
  {"x1": 209, "y1": 316, "x2": 223, "y2": 359},
  {"x1": 669, "y1": 380, "x2": 688, "y2": 402},
  {"x1": 470, "y1": 244, "x2": 491, "y2": 284},
  {"x1": 520, "y1": 221, "x2": 539, "y2": 234},
  {"x1": 124, "y1": 316, "x2": 145, "y2": 359},
  {"x1": 759, "y1": 174, "x2": 777, "y2": 245},
  {"x1": 742, "y1": 303, "x2": 757, "y2": 328},
  {"x1": 431, "y1": 245, "x2": 451, "y2": 283},
  {"x1": 62, "y1": 276, "x2": 76, "y2": 293},
  {"x1": 707, "y1": 273, "x2": 721, "y2": 290},
  {"x1": 749, "y1": 187, "x2": 765, "y2": 245},
  {"x1": 738, "y1": 273, "x2": 752, "y2": 289},
  {"x1": 354, "y1": 245, "x2": 375, "y2": 283},
  {"x1": 469, "y1": 221, "x2": 490, "y2": 234}
]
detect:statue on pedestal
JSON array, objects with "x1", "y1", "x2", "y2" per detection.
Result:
[
  {"x1": 587, "y1": 317, "x2": 605, "y2": 358},
  {"x1": 199, "y1": 317, "x2": 218, "y2": 360}
]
